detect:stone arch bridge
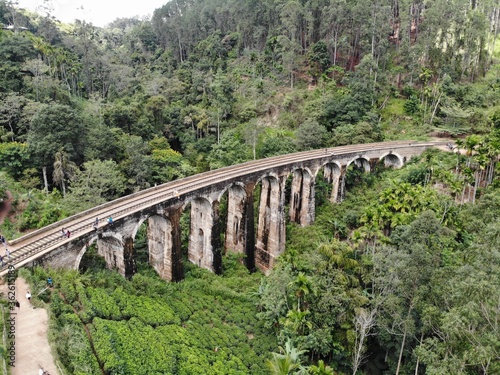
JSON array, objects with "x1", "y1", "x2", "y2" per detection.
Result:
[{"x1": 0, "y1": 141, "x2": 447, "y2": 280}]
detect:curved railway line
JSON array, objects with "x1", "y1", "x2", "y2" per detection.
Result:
[{"x1": 0, "y1": 140, "x2": 448, "y2": 277}]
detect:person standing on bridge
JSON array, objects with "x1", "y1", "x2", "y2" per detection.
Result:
[
  {"x1": 66, "y1": 229, "x2": 71, "y2": 238},
  {"x1": 61, "y1": 228, "x2": 66, "y2": 237},
  {"x1": 5, "y1": 248, "x2": 9, "y2": 259},
  {"x1": 0, "y1": 235, "x2": 6, "y2": 247},
  {"x1": 108, "y1": 217, "x2": 113, "y2": 226},
  {"x1": 93, "y1": 217, "x2": 99, "y2": 231}
]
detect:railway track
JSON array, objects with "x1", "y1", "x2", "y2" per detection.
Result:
[{"x1": 0, "y1": 140, "x2": 447, "y2": 276}]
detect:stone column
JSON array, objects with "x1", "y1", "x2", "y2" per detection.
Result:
[
  {"x1": 97, "y1": 235, "x2": 125, "y2": 276},
  {"x1": 123, "y1": 236, "x2": 136, "y2": 279},
  {"x1": 324, "y1": 163, "x2": 341, "y2": 203},
  {"x1": 189, "y1": 198, "x2": 215, "y2": 272},
  {"x1": 289, "y1": 170, "x2": 302, "y2": 224},
  {"x1": 169, "y1": 209, "x2": 183, "y2": 281},
  {"x1": 243, "y1": 187, "x2": 255, "y2": 271},
  {"x1": 255, "y1": 176, "x2": 286, "y2": 270},
  {"x1": 225, "y1": 185, "x2": 247, "y2": 254},
  {"x1": 338, "y1": 166, "x2": 347, "y2": 202},
  {"x1": 289, "y1": 169, "x2": 315, "y2": 226},
  {"x1": 211, "y1": 200, "x2": 223, "y2": 275},
  {"x1": 148, "y1": 208, "x2": 183, "y2": 281},
  {"x1": 225, "y1": 184, "x2": 256, "y2": 271}
]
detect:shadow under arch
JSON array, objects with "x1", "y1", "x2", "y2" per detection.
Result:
[
  {"x1": 74, "y1": 234, "x2": 99, "y2": 271},
  {"x1": 76, "y1": 232, "x2": 124, "y2": 273},
  {"x1": 316, "y1": 161, "x2": 342, "y2": 203},
  {"x1": 379, "y1": 152, "x2": 404, "y2": 168},
  {"x1": 346, "y1": 156, "x2": 371, "y2": 172},
  {"x1": 341, "y1": 156, "x2": 372, "y2": 201}
]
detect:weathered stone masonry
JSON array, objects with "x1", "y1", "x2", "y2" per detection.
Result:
[{"x1": 30, "y1": 144, "x2": 432, "y2": 281}]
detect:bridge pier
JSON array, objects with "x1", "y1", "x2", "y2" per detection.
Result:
[
  {"x1": 97, "y1": 234, "x2": 126, "y2": 275},
  {"x1": 255, "y1": 175, "x2": 286, "y2": 271},
  {"x1": 243, "y1": 187, "x2": 256, "y2": 271},
  {"x1": 148, "y1": 209, "x2": 183, "y2": 281},
  {"x1": 289, "y1": 169, "x2": 315, "y2": 226},
  {"x1": 123, "y1": 237, "x2": 136, "y2": 279},
  {"x1": 224, "y1": 184, "x2": 256, "y2": 271},
  {"x1": 324, "y1": 163, "x2": 342, "y2": 203},
  {"x1": 225, "y1": 185, "x2": 247, "y2": 254},
  {"x1": 189, "y1": 198, "x2": 221, "y2": 274}
]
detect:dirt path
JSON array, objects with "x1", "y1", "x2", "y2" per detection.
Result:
[
  {"x1": 2, "y1": 278, "x2": 59, "y2": 375},
  {"x1": 0, "y1": 191, "x2": 13, "y2": 225},
  {"x1": 0, "y1": 193, "x2": 59, "y2": 374}
]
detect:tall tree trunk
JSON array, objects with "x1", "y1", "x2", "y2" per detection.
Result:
[
  {"x1": 472, "y1": 171, "x2": 479, "y2": 204},
  {"x1": 414, "y1": 332, "x2": 424, "y2": 374},
  {"x1": 217, "y1": 114, "x2": 220, "y2": 144},
  {"x1": 490, "y1": 8, "x2": 499, "y2": 54},
  {"x1": 396, "y1": 303, "x2": 414, "y2": 375},
  {"x1": 429, "y1": 92, "x2": 443, "y2": 125},
  {"x1": 488, "y1": 160, "x2": 495, "y2": 184},
  {"x1": 42, "y1": 166, "x2": 49, "y2": 194},
  {"x1": 333, "y1": 29, "x2": 338, "y2": 66},
  {"x1": 395, "y1": 329, "x2": 407, "y2": 375},
  {"x1": 352, "y1": 308, "x2": 376, "y2": 375},
  {"x1": 460, "y1": 179, "x2": 468, "y2": 204},
  {"x1": 177, "y1": 31, "x2": 183, "y2": 63}
]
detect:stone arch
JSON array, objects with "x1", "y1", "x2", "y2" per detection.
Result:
[
  {"x1": 128, "y1": 214, "x2": 150, "y2": 241},
  {"x1": 316, "y1": 161, "x2": 342, "y2": 179},
  {"x1": 180, "y1": 194, "x2": 215, "y2": 212},
  {"x1": 254, "y1": 171, "x2": 281, "y2": 188},
  {"x1": 379, "y1": 152, "x2": 404, "y2": 168},
  {"x1": 340, "y1": 157, "x2": 371, "y2": 202},
  {"x1": 346, "y1": 156, "x2": 371, "y2": 172},
  {"x1": 74, "y1": 234, "x2": 99, "y2": 270},
  {"x1": 290, "y1": 166, "x2": 315, "y2": 180},
  {"x1": 317, "y1": 161, "x2": 342, "y2": 203},
  {"x1": 216, "y1": 181, "x2": 246, "y2": 202},
  {"x1": 94, "y1": 232, "x2": 125, "y2": 274}
]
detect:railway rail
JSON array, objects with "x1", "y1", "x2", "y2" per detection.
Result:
[{"x1": 0, "y1": 140, "x2": 447, "y2": 276}]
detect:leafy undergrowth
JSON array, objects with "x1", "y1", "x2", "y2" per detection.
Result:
[{"x1": 26, "y1": 256, "x2": 276, "y2": 375}]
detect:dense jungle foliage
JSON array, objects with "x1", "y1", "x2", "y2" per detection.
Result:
[{"x1": 1, "y1": 0, "x2": 500, "y2": 373}]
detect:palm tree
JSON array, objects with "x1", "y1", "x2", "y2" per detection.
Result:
[
  {"x1": 461, "y1": 134, "x2": 482, "y2": 166},
  {"x1": 483, "y1": 132, "x2": 500, "y2": 184},
  {"x1": 308, "y1": 360, "x2": 335, "y2": 375},
  {"x1": 288, "y1": 272, "x2": 315, "y2": 311},
  {"x1": 266, "y1": 340, "x2": 307, "y2": 375},
  {"x1": 317, "y1": 239, "x2": 360, "y2": 287},
  {"x1": 53, "y1": 148, "x2": 78, "y2": 197},
  {"x1": 282, "y1": 309, "x2": 313, "y2": 336}
]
